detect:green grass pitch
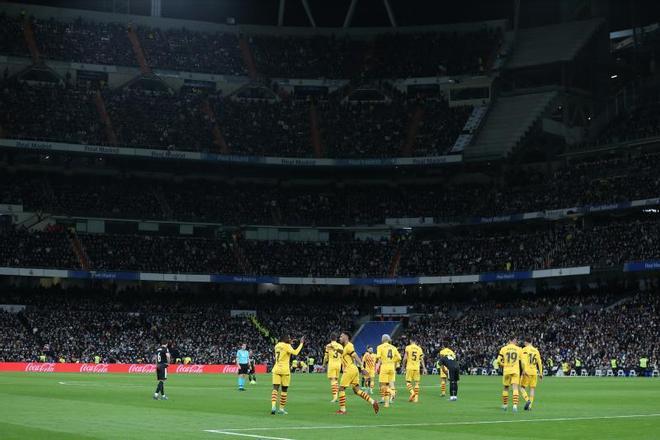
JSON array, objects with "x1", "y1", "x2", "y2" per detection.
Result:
[{"x1": 0, "y1": 372, "x2": 658, "y2": 439}]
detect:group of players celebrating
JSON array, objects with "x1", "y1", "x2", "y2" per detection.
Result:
[
  {"x1": 151, "y1": 334, "x2": 543, "y2": 416},
  {"x1": 269, "y1": 332, "x2": 461, "y2": 415}
]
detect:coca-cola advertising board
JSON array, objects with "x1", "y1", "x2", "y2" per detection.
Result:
[{"x1": 0, "y1": 362, "x2": 267, "y2": 374}]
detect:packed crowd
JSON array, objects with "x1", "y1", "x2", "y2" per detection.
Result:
[
  {"x1": 1, "y1": 285, "x2": 657, "y2": 374},
  {"x1": 2, "y1": 215, "x2": 659, "y2": 275},
  {"x1": 399, "y1": 289, "x2": 659, "y2": 372},
  {"x1": 0, "y1": 287, "x2": 359, "y2": 364},
  {"x1": 594, "y1": 102, "x2": 660, "y2": 146},
  {"x1": 0, "y1": 80, "x2": 470, "y2": 158},
  {"x1": 2, "y1": 151, "x2": 660, "y2": 226},
  {"x1": 0, "y1": 224, "x2": 79, "y2": 270},
  {"x1": 1, "y1": 12, "x2": 499, "y2": 79},
  {"x1": 103, "y1": 87, "x2": 213, "y2": 151},
  {"x1": 0, "y1": 81, "x2": 102, "y2": 145}
]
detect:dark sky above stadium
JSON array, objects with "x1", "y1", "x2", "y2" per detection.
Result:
[{"x1": 12, "y1": 0, "x2": 660, "y2": 30}]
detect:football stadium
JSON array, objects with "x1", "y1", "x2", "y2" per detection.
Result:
[{"x1": 0, "y1": 0, "x2": 659, "y2": 438}]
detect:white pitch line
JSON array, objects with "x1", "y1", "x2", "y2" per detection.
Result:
[
  {"x1": 207, "y1": 413, "x2": 660, "y2": 433},
  {"x1": 204, "y1": 430, "x2": 294, "y2": 440}
]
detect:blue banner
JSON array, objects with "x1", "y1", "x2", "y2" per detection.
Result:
[
  {"x1": 623, "y1": 260, "x2": 660, "y2": 272},
  {"x1": 479, "y1": 271, "x2": 533, "y2": 282},
  {"x1": 0, "y1": 265, "x2": 593, "y2": 285}
]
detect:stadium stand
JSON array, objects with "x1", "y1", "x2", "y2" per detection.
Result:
[
  {"x1": 1, "y1": 151, "x2": 659, "y2": 226},
  {"x1": 0, "y1": 285, "x2": 656, "y2": 374},
  {"x1": 1, "y1": 215, "x2": 659, "y2": 276}
]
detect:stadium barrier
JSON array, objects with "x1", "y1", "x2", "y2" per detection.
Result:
[
  {"x1": 0, "y1": 265, "x2": 592, "y2": 285},
  {"x1": 0, "y1": 362, "x2": 267, "y2": 374},
  {"x1": 0, "y1": 138, "x2": 461, "y2": 168}
]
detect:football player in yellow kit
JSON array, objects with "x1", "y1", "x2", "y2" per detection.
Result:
[
  {"x1": 271, "y1": 335, "x2": 305, "y2": 415},
  {"x1": 520, "y1": 336, "x2": 543, "y2": 411},
  {"x1": 401, "y1": 338, "x2": 427, "y2": 402},
  {"x1": 336, "y1": 332, "x2": 379, "y2": 415},
  {"x1": 361, "y1": 346, "x2": 376, "y2": 395},
  {"x1": 324, "y1": 337, "x2": 343, "y2": 402},
  {"x1": 375, "y1": 334, "x2": 401, "y2": 408},
  {"x1": 498, "y1": 337, "x2": 525, "y2": 412}
]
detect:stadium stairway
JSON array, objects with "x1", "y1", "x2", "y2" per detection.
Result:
[
  {"x1": 93, "y1": 91, "x2": 118, "y2": 146},
  {"x1": 464, "y1": 91, "x2": 557, "y2": 161},
  {"x1": 309, "y1": 101, "x2": 323, "y2": 158},
  {"x1": 239, "y1": 35, "x2": 258, "y2": 80},
  {"x1": 21, "y1": 16, "x2": 40, "y2": 63},
  {"x1": 127, "y1": 25, "x2": 152, "y2": 75},
  {"x1": 352, "y1": 321, "x2": 401, "y2": 356},
  {"x1": 67, "y1": 228, "x2": 91, "y2": 270},
  {"x1": 506, "y1": 19, "x2": 605, "y2": 69},
  {"x1": 402, "y1": 104, "x2": 424, "y2": 156},
  {"x1": 200, "y1": 98, "x2": 230, "y2": 154}
]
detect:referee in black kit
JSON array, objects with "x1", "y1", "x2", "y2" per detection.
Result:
[{"x1": 154, "y1": 340, "x2": 171, "y2": 400}]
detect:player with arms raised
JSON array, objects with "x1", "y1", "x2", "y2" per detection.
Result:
[
  {"x1": 401, "y1": 338, "x2": 427, "y2": 403},
  {"x1": 336, "y1": 332, "x2": 379, "y2": 415},
  {"x1": 498, "y1": 337, "x2": 525, "y2": 412},
  {"x1": 520, "y1": 337, "x2": 543, "y2": 410},
  {"x1": 375, "y1": 334, "x2": 401, "y2": 408},
  {"x1": 271, "y1": 335, "x2": 304, "y2": 415},
  {"x1": 323, "y1": 337, "x2": 343, "y2": 402}
]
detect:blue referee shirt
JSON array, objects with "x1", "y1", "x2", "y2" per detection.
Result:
[{"x1": 237, "y1": 349, "x2": 249, "y2": 364}]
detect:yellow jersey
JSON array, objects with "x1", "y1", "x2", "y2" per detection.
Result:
[
  {"x1": 439, "y1": 347, "x2": 456, "y2": 360},
  {"x1": 498, "y1": 343, "x2": 524, "y2": 375},
  {"x1": 376, "y1": 342, "x2": 401, "y2": 370},
  {"x1": 326, "y1": 341, "x2": 343, "y2": 369},
  {"x1": 362, "y1": 352, "x2": 376, "y2": 371},
  {"x1": 341, "y1": 342, "x2": 359, "y2": 372},
  {"x1": 522, "y1": 345, "x2": 543, "y2": 376},
  {"x1": 404, "y1": 344, "x2": 424, "y2": 371},
  {"x1": 273, "y1": 341, "x2": 303, "y2": 374}
]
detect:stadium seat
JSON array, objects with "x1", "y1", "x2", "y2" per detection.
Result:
[
  {"x1": 628, "y1": 369, "x2": 636, "y2": 377},
  {"x1": 606, "y1": 369, "x2": 614, "y2": 376},
  {"x1": 595, "y1": 369, "x2": 603, "y2": 377},
  {"x1": 617, "y1": 369, "x2": 625, "y2": 377},
  {"x1": 581, "y1": 369, "x2": 589, "y2": 376},
  {"x1": 652, "y1": 370, "x2": 659, "y2": 377},
  {"x1": 570, "y1": 369, "x2": 577, "y2": 376}
]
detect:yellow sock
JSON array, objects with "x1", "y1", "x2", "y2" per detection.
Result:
[
  {"x1": 383, "y1": 387, "x2": 390, "y2": 407},
  {"x1": 512, "y1": 390, "x2": 519, "y2": 406},
  {"x1": 406, "y1": 382, "x2": 414, "y2": 395},
  {"x1": 414, "y1": 384, "x2": 419, "y2": 402},
  {"x1": 331, "y1": 381, "x2": 338, "y2": 400},
  {"x1": 338, "y1": 390, "x2": 346, "y2": 412},
  {"x1": 356, "y1": 389, "x2": 374, "y2": 404},
  {"x1": 441, "y1": 381, "x2": 446, "y2": 396},
  {"x1": 520, "y1": 387, "x2": 529, "y2": 401},
  {"x1": 271, "y1": 390, "x2": 277, "y2": 410},
  {"x1": 279, "y1": 391, "x2": 287, "y2": 410},
  {"x1": 502, "y1": 390, "x2": 509, "y2": 406},
  {"x1": 530, "y1": 395, "x2": 535, "y2": 408}
]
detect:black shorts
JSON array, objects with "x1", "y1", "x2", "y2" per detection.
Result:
[
  {"x1": 238, "y1": 363, "x2": 249, "y2": 374},
  {"x1": 447, "y1": 365, "x2": 460, "y2": 381},
  {"x1": 157, "y1": 364, "x2": 168, "y2": 381}
]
